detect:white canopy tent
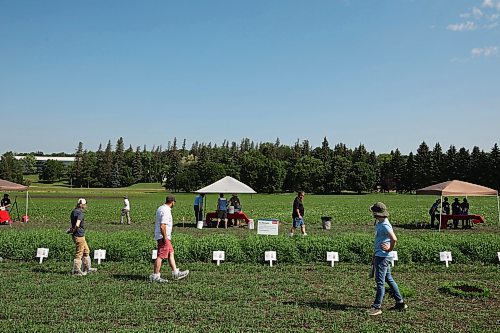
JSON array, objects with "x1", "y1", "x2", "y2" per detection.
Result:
[
  {"x1": 0, "y1": 179, "x2": 29, "y2": 221},
  {"x1": 195, "y1": 176, "x2": 257, "y2": 194},
  {"x1": 194, "y1": 176, "x2": 257, "y2": 220},
  {"x1": 415, "y1": 180, "x2": 499, "y2": 231}
]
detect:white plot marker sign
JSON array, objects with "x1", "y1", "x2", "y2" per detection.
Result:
[
  {"x1": 497, "y1": 252, "x2": 500, "y2": 262},
  {"x1": 388, "y1": 251, "x2": 398, "y2": 267},
  {"x1": 213, "y1": 251, "x2": 225, "y2": 266},
  {"x1": 440, "y1": 251, "x2": 452, "y2": 268},
  {"x1": 93, "y1": 249, "x2": 107, "y2": 265},
  {"x1": 326, "y1": 252, "x2": 339, "y2": 267},
  {"x1": 152, "y1": 250, "x2": 158, "y2": 260},
  {"x1": 36, "y1": 248, "x2": 49, "y2": 264},
  {"x1": 265, "y1": 251, "x2": 277, "y2": 267}
]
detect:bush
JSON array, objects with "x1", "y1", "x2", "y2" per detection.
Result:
[{"x1": 0, "y1": 229, "x2": 499, "y2": 264}]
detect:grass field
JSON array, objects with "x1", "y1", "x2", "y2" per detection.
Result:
[
  {"x1": 0, "y1": 261, "x2": 499, "y2": 333},
  {"x1": 1, "y1": 186, "x2": 500, "y2": 332}
]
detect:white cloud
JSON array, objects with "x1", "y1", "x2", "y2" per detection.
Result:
[
  {"x1": 471, "y1": 46, "x2": 499, "y2": 57},
  {"x1": 473, "y1": 7, "x2": 484, "y2": 18},
  {"x1": 482, "y1": 0, "x2": 494, "y2": 8},
  {"x1": 447, "y1": 21, "x2": 477, "y2": 31},
  {"x1": 484, "y1": 21, "x2": 499, "y2": 29}
]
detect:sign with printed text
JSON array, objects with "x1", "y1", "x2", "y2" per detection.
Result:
[
  {"x1": 388, "y1": 251, "x2": 398, "y2": 266},
  {"x1": 440, "y1": 251, "x2": 453, "y2": 267},
  {"x1": 213, "y1": 251, "x2": 225, "y2": 266},
  {"x1": 93, "y1": 249, "x2": 106, "y2": 264},
  {"x1": 265, "y1": 251, "x2": 277, "y2": 267},
  {"x1": 36, "y1": 248, "x2": 49, "y2": 264},
  {"x1": 257, "y1": 219, "x2": 279, "y2": 236},
  {"x1": 152, "y1": 250, "x2": 158, "y2": 260},
  {"x1": 326, "y1": 252, "x2": 339, "y2": 267}
]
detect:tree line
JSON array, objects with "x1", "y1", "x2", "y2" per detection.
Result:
[{"x1": 2, "y1": 137, "x2": 499, "y2": 193}]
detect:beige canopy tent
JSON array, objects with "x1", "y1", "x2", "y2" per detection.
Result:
[
  {"x1": 416, "y1": 180, "x2": 499, "y2": 230},
  {"x1": 0, "y1": 179, "x2": 29, "y2": 221}
]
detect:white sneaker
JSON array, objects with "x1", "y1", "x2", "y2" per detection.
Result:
[
  {"x1": 288, "y1": 232, "x2": 294, "y2": 237},
  {"x1": 302, "y1": 233, "x2": 308, "y2": 237},
  {"x1": 172, "y1": 270, "x2": 189, "y2": 281},
  {"x1": 149, "y1": 274, "x2": 167, "y2": 283}
]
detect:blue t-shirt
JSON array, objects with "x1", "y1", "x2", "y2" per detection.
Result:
[
  {"x1": 70, "y1": 208, "x2": 85, "y2": 237},
  {"x1": 217, "y1": 198, "x2": 228, "y2": 211},
  {"x1": 194, "y1": 195, "x2": 203, "y2": 206},
  {"x1": 374, "y1": 218, "x2": 392, "y2": 257}
]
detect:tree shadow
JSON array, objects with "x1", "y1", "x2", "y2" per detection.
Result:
[{"x1": 282, "y1": 300, "x2": 365, "y2": 311}]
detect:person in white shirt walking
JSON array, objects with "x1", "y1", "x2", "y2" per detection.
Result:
[
  {"x1": 150, "y1": 195, "x2": 189, "y2": 283},
  {"x1": 120, "y1": 195, "x2": 131, "y2": 225}
]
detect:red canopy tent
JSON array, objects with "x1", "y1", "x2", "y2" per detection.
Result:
[
  {"x1": 0, "y1": 179, "x2": 29, "y2": 223},
  {"x1": 416, "y1": 180, "x2": 499, "y2": 230}
]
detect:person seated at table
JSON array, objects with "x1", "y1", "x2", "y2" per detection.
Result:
[
  {"x1": 1, "y1": 194, "x2": 11, "y2": 212},
  {"x1": 442, "y1": 197, "x2": 450, "y2": 215},
  {"x1": 428, "y1": 199, "x2": 440, "y2": 229},
  {"x1": 229, "y1": 194, "x2": 242, "y2": 227},
  {"x1": 451, "y1": 198, "x2": 461, "y2": 229},
  {"x1": 216, "y1": 193, "x2": 228, "y2": 229},
  {"x1": 461, "y1": 198, "x2": 470, "y2": 229}
]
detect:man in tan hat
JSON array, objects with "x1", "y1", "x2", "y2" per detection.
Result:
[
  {"x1": 367, "y1": 202, "x2": 407, "y2": 316},
  {"x1": 68, "y1": 198, "x2": 97, "y2": 275}
]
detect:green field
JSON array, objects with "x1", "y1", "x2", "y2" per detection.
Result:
[{"x1": 1, "y1": 187, "x2": 500, "y2": 332}]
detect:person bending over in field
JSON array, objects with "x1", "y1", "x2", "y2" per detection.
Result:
[
  {"x1": 150, "y1": 195, "x2": 189, "y2": 283},
  {"x1": 68, "y1": 198, "x2": 97, "y2": 276},
  {"x1": 367, "y1": 202, "x2": 407, "y2": 316}
]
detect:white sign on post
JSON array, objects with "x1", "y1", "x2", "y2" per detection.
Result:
[
  {"x1": 213, "y1": 251, "x2": 225, "y2": 266},
  {"x1": 36, "y1": 248, "x2": 49, "y2": 264},
  {"x1": 497, "y1": 252, "x2": 500, "y2": 262},
  {"x1": 388, "y1": 251, "x2": 398, "y2": 267},
  {"x1": 93, "y1": 249, "x2": 106, "y2": 265},
  {"x1": 326, "y1": 251, "x2": 339, "y2": 267},
  {"x1": 152, "y1": 250, "x2": 158, "y2": 260},
  {"x1": 257, "y1": 219, "x2": 279, "y2": 236},
  {"x1": 265, "y1": 251, "x2": 277, "y2": 267},
  {"x1": 439, "y1": 251, "x2": 453, "y2": 267}
]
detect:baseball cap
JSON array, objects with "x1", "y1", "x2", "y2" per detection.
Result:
[
  {"x1": 166, "y1": 195, "x2": 176, "y2": 203},
  {"x1": 77, "y1": 198, "x2": 87, "y2": 205}
]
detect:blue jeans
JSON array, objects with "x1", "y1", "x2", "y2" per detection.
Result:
[
  {"x1": 293, "y1": 217, "x2": 304, "y2": 228},
  {"x1": 373, "y1": 256, "x2": 403, "y2": 308}
]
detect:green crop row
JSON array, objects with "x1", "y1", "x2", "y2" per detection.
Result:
[{"x1": 0, "y1": 229, "x2": 499, "y2": 264}]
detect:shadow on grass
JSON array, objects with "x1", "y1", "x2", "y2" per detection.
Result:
[
  {"x1": 394, "y1": 223, "x2": 431, "y2": 230},
  {"x1": 32, "y1": 266, "x2": 69, "y2": 276},
  {"x1": 283, "y1": 300, "x2": 365, "y2": 311},
  {"x1": 111, "y1": 274, "x2": 148, "y2": 281}
]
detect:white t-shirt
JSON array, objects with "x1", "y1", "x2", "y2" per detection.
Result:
[
  {"x1": 123, "y1": 198, "x2": 130, "y2": 210},
  {"x1": 154, "y1": 204, "x2": 173, "y2": 240}
]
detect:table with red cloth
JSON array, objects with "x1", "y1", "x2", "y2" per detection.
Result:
[
  {"x1": 439, "y1": 214, "x2": 485, "y2": 229},
  {"x1": 205, "y1": 211, "x2": 250, "y2": 227},
  {"x1": 0, "y1": 209, "x2": 12, "y2": 225}
]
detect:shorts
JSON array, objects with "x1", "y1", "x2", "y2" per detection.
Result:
[
  {"x1": 157, "y1": 238, "x2": 174, "y2": 259},
  {"x1": 217, "y1": 210, "x2": 227, "y2": 219},
  {"x1": 293, "y1": 217, "x2": 304, "y2": 228}
]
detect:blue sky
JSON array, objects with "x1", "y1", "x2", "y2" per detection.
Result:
[{"x1": 1, "y1": 0, "x2": 499, "y2": 155}]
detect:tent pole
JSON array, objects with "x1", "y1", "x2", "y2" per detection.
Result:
[
  {"x1": 497, "y1": 194, "x2": 500, "y2": 227},
  {"x1": 438, "y1": 195, "x2": 443, "y2": 232},
  {"x1": 415, "y1": 193, "x2": 418, "y2": 228},
  {"x1": 25, "y1": 191, "x2": 28, "y2": 219}
]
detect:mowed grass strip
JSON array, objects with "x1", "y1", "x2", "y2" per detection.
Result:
[{"x1": 0, "y1": 261, "x2": 499, "y2": 333}]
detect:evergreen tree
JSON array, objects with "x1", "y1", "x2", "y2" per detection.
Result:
[
  {"x1": 489, "y1": 143, "x2": 500, "y2": 190},
  {"x1": 402, "y1": 152, "x2": 416, "y2": 192},
  {"x1": 455, "y1": 147, "x2": 470, "y2": 181},
  {"x1": 430, "y1": 143, "x2": 444, "y2": 183},
  {"x1": 444, "y1": 145, "x2": 458, "y2": 180},
  {"x1": 415, "y1": 141, "x2": 432, "y2": 187}
]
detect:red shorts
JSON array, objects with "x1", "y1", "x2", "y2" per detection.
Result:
[{"x1": 157, "y1": 238, "x2": 174, "y2": 259}]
